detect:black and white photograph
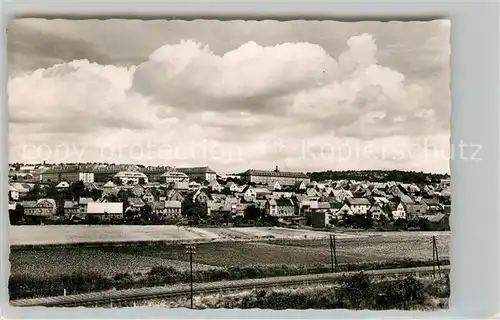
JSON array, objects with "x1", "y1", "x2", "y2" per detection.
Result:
[{"x1": 7, "y1": 18, "x2": 451, "y2": 310}]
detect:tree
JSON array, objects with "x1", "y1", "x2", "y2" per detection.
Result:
[
  {"x1": 393, "y1": 218, "x2": 408, "y2": 230},
  {"x1": 244, "y1": 205, "x2": 263, "y2": 222},
  {"x1": 70, "y1": 180, "x2": 86, "y2": 200},
  {"x1": 112, "y1": 177, "x2": 123, "y2": 186},
  {"x1": 89, "y1": 188, "x2": 103, "y2": 201},
  {"x1": 363, "y1": 212, "x2": 374, "y2": 229},
  {"x1": 25, "y1": 184, "x2": 42, "y2": 201},
  {"x1": 139, "y1": 178, "x2": 146, "y2": 185},
  {"x1": 9, "y1": 204, "x2": 24, "y2": 225},
  {"x1": 182, "y1": 197, "x2": 207, "y2": 224},
  {"x1": 44, "y1": 182, "x2": 59, "y2": 199},
  {"x1": 127, "y1": 180, "x2": 135, "y2": 186},
  {"x1": 378, "y1": 214, "x2": 390, "y2": 227},
  {"x1": 140, "y1": 204, "x2": 155, "y2": 222}
]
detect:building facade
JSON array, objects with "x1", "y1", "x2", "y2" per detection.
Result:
[
  {"x1": 40, "y1": 165, "x2": 95, "y2": 183},
  {"x1": 240, "y1": 166, "x2": 310, "y2": 186},
  {"x1": 23, "y1": 199, "x2": 57, "y2": 217},
  {"x1": 176, "y1": 167, "x2": 217, "y2": 182},
  {"x1": 114, "y1": 171, "x2": 149, "y2": 185},
  {"x1": 86, "y1": 202, "x2": 123, "y2": 220},
  {"x1": 266, "y1": 198, "x2": 296, "y2": 217},
  {"x1": 161, "y1": 171, "x2": 189, "y2": 183}
]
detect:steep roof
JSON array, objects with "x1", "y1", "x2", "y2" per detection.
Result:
[
  {"x1": 56, "y1": 181, "x2": 70, "y2": 188},
  {"x1": 64, "y1": 200, "x2": 79, "y2": 208},
  {"x1": 274, "y1": 198, "x2": 294, "y2": 207},
  {"x1": 21, "y1": 200, "x2": 37, "y2": 208},
  {"x1": 347, "y1": 198, "x2": 371, "y2": 206},
  {"x1": 423, "y1": 197, "x2": 441, "y2": 206},
  {"x1": 103, "y1": 181, "x2": 116, "y2": 188},
  {"x1": 128, "y1": 198, "x2": 145, "y2": 206},
  {"x1": 79, "y1": 197, "x2": 94, "y2": 205},
  {"x1": 317, "y1": 202, "x2": 331, "y2": 210}
]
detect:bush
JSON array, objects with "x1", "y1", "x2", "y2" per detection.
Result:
[
  {"x1": 191, "y1": 274, "x2": 441, "y2": 310},
  {"x1": 339, "y1": 272, "x2": 373, "y2": 309},
  {"x1": 9, "y1": 259, "x2": 450, "y2": 300},
  {"x1": 9, "y1": 271, "x2": 113, "y2": 300},
  {"x1": 374, "y1": 276, "x2": 425, "y2": 310}
]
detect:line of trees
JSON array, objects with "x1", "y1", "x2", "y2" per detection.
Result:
[{"x1": 307, "y1": 170, "x2": 449, "y2": 184}]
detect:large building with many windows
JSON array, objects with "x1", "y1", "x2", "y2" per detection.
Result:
[
  {"x1": 114, "y1": 171, "x2": 148, "y2": 185},
  {"x1": 240, "y1": 166, "x2": 310, "y2": 186},
  {"x1": 176, "y1": 167, "x2": 217, "y2": 182},
  {"x1": 161, "y1": 171, "x2": 189, "y2": 183},
  {"x1": 40, "y1": 165, "x2": 94, "y2": 183}
]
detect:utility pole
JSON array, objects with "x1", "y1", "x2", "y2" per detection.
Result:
[
  {"x1": 185, "y1": 245, "x2": 196, "y2": 309},
  {"x1": 333, "y1": 234, "x2": 338, "y2": 272},
  {"x1": 433, "y1": 235, "x2": 441, "y2": 277},
  {"x1": 329, "y1": 234, "x2": 338, "y2": 272},
  {"x1": 329, "y1": 234, "x2": 334, "y2": 272},
  {"x1": 432, "y1": 236, "x2": 436, "y2": 278}
]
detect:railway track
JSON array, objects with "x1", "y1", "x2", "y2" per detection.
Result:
[{"x1": 10, "y1": 265, "x2": 450, "y2": 308}]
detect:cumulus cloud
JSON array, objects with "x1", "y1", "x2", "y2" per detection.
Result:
[{"x1": 8, "y1": 30, "x2": 450, "y2": 173}]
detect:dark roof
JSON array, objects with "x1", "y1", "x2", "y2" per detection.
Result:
[
  {"x1": 423, "y1": 198, "x2": 441, "y2": 206},
  {"x1": 275, "y1": 199, "x2": 294, "y2": 207},
  {"x1": 21, "y1": 201, "x2": 37, "y2": 208},
  {"x1": 241, "y1": 169, "x2": 309, "y2": 179},
  {"x1": 128, "y1": 198, "x2": 145, "y2": 206},
  {"x1": 317, "y1": 202, "x2": 331, "y2": 210},
  {"x1": 177, "y1": 167, "x2": 216, "y2": 173},
  {"x1": 64, "y1": 201, "x2": 78, "y2": 208},
  {"x1": 406, "y1": 204, "x2": 427, "y2": 214}
]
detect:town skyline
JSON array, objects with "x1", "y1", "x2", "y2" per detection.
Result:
[
  {"x1": 9, "y1": 161, "x2": 451, "y2": 176},
  {"x1": 8, "y1": 19, "x2": 451, "y2": 174}
]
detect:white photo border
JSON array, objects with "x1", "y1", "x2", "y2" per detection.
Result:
[{"x1": 1, "y1": 0, "x2": 499, "y2": 319}]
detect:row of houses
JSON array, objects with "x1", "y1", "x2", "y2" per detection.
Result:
[
  {"x1": 8, "y1": 165, "x2": 450, "y2": 226},
  {"x1": 16, "y1": 196, "x2": 184, "y2": 222}
]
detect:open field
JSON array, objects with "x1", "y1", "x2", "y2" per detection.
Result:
[
  {"x1": 10, "y1": 230, "x2": 449, "y2": 278},
  {"x1": 10, "y1": 248, "x2": 216, "y2": 277},
  {"x1": 98, "y1": 233, "x2": 449, "y2": 267},
  {"x1": 10, "y1": 225, "x2": 449, "y2": 246},
  {"x1": 10, "y1": 225, "x2": 371, "y2": 246}
]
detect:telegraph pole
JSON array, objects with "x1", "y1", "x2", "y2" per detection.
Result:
[
  {"x1": 432, "y1": 236, "x2": 436, "y2": 278},
  {"x1": 185, "y1": 245, "x2": 196, "y2": 309},
  {"x1": 329, "y1": 234, "x2": 334, "y2": 272},
  {"x1": 329, "y1": 234, "x2": 338, "y2": 272},
  {"x1": 433, "y1": 235, "x2": 441, "y2": 277},
  {"x1": 333, "y1": 234, "x2": 338, "y2": 272}
]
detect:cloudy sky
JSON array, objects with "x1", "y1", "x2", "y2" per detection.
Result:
[{"x1": 8, "y1": 19, "x2": 451, "y2": 174}]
